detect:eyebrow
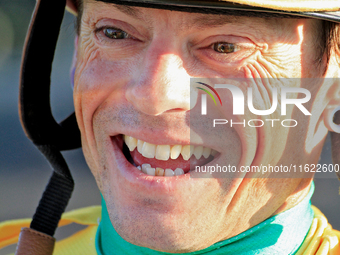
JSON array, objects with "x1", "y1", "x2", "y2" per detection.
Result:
[
  {"x1": 113, "y1": 4, "x2": 144, "y2": 19},
  {"x1": 192, "y1": 15, "x2": 239, "y2": 28},
  {"x1": 94, "y1": 0, "x2": 143, "y2": 19}
]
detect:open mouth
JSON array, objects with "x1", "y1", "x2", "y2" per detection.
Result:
[{"x1": 119, "y1": 135, "x2": 218, "y2": 177}]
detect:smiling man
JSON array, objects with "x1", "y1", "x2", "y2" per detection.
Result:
[{"x1": 2, "y1": 0, "x2": 340, "y2": 254}]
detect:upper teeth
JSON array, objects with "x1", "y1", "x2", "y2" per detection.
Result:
[{"x1": 124, "y1": 135, "x2": 217, "y2": 161}]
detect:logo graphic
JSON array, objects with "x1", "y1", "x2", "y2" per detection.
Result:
[
  {"x1": 196, "y1": 82, "x2": 222, "y2": 106},
  {"x1": 196, "y1": 82, "x2": 222, "y2": 115},
  {"x1": 199, "y1": 83, "x2": 311, "y2": 116},
  {"x1": 196, "y1": 82, "x2": 312, "y2": 128}
]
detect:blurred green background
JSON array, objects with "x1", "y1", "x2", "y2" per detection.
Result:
[{"x1": 0, "y1": 1, "x2": 339, "y2": 254}]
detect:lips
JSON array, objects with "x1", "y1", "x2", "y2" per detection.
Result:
[{"x1": 121, "y1": 134, "x2": 218, "y2": 176}]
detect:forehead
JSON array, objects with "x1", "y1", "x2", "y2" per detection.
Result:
[{"x1": 83, "y1": 0, "x2": 298, "y2": 31}]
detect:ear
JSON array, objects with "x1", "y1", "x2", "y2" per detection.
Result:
[
  {"x1": 323, "y1": 105, "x2": 340, "y2": 133},
  {"x1": 330, "y1": 109, "x2": 340, "y2": 180},
  {"x1": 322, "y1": 79, "x2": 340, "y2": 133},
  {"x1": 321, "y1": 79, "x2": 340, "y2": 179},
  {"x1": 70, "y1": 36, "x2": 78, "y2": 89}
]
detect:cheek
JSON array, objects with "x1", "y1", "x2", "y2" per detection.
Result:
[
  {"x1": 73, "y1": 59, "x2": 114, "y2": 175},
  {"x1": 73, "y1": 53, "x2": 140, "y2": 173},
  {"x1": 74, "y1": 56, "x2": 135, "y2": 131}
]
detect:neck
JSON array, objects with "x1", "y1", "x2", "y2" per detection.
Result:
[
  {"x1": 274, "y1": 178, "x2": 313, "y2": 215},
  {"x1": 95, "y1": 182, "x2": 314, "y2": 255}
]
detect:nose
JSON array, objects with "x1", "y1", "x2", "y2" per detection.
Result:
[{"x1": 126, "y1": 50, "x2": 192, "y2": 116}]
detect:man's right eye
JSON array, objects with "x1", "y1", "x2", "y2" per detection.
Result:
[
  {"x1": 103, "y1": 27, "x2": 129, "y2": 39},
  {"x1": 213, "y1": 42, "x2": 238, "y2": 54}
]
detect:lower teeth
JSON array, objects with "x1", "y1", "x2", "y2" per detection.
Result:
[
  {"x1": 138, "y1": 164, "x2": 185, "y2": 176},
  {"x1": 124, "y1": 140, "x2": 187, "y2": 177}
]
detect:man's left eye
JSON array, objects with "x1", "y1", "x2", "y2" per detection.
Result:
[
  {"x1": 103, "y1": 28, "x2": 130, "y2": 39},
  {"x1": 213, "y1": 42, "x2": 237, "y2": 54}
]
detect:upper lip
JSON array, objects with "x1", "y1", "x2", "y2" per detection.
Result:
[{"x1": 116, "y1": 133, "x2": 217, "y2": 152}]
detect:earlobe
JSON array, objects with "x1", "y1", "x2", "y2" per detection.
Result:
[{"x1": 323, "y1": 105, "x2": 340, "y2": 133}]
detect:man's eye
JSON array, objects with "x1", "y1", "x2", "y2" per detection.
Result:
[
  {"x1": 213, "y1": 42, "x2": 237, "y2": 54},
  {"x1": 103, "y1": 28, "x2": 129, "y2": 39}
]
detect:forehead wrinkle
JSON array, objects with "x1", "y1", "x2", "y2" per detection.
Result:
[
  {"x1": 112, "y1": 4, "x2": 144, "y2": 20},
  {"x1": 88, "y1": 0, "x2": 246, "y2": 28},
  {"x1": 91, "y1": 0, "x2": 144, "y2": 21},
  {"x1": 87, "y1": 1, "x2": 256, "y2": 33}
]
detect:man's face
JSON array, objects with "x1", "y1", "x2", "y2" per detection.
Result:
[{"x1": 74, "y1": 0, "x2": 333, "y2": 252}]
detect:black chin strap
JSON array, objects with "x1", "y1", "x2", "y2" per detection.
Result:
[{"x1": 19, "y1": 0, "x2": 81, "y2": 237}]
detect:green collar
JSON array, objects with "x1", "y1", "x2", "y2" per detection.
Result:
[{"x1": 96, "y1": 182, "x2": 314, "y2": 255}]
